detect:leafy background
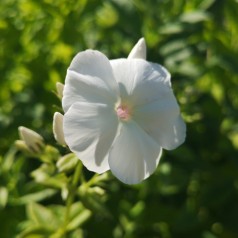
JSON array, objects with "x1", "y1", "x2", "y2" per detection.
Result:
[{"x1": 1, "y1": 0, "x2": 238, "y2": 237}]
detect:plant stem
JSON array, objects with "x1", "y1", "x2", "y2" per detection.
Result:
[{"x1": 62, "y1": 162, "x2": 82, "y2": 236}]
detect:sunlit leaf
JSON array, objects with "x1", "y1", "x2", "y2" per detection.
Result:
[
  {"x1": 0, "y1": 187, "x2": 8, "y2": 208},
  {"x1": 11, "y1": 189, "x2": 57, "y2": 205},
  {"x1": 26, "y1": 203, "x2": 59, "y2": 229},
  {"x1": 180, "y1": 11, "x2": 210, "y2": 23}
]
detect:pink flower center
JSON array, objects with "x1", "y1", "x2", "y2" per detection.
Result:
[{"x1": 116, "y1": 105, "x2": 131, "y2": 121}]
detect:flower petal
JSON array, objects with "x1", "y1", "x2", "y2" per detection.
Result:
[
  {"x1": 63, "y1": 102, "x2": 118, "y2": 173},
  {"x1": 147, "y1": 115, "x2": 186, "y2": 150},
  {"x1": 128, "y1": 38, "x2": 146, "y2": 60},
  {"x1": 108, "y1": 121, "x2": 162, "y2": 184},
  {"x1": 110, "y1": 59, "x2": 171, "y2": 107},
  {"x1": 132, "y1": 84, "x2": 186, "y2": 150},
  {"x1": 133, "y1": 91, "x2": 184, "y2": 150},
  {"x1": 63, "y1": 50, "x2": 119, "y2": 112}
]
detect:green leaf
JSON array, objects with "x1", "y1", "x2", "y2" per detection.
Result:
[
  {"x1": 202, "y1": 231, "x2": 218, "y2": 238},
  {"x1": 40, "y1": 145, "x2": 60, "y2": 163},
  {"x1": 11, "y1": 189, "x2": 57, "y2": 205},
  {"x1": 1, "y1": 147, "x2": 16, "y2": 172},
  {"x1": 31, "y1": 163, "x2": 55, "y2": 181},
  {"x1": 68, "y1": 228, "x2": 84, "y2": 238},
  {"x1": 49, "y1": 205, "x2": 65, "y2": 225},
  {"x1": 68, "y1": 202, "x2": 85, "y2": 220},
  {"x1": 160, "y1": 40, "x2": 188, "y2": 56},
  {"x1": 96, "y1": 3, "x2": 119, "y2": 28},
  {"x1": 0, "y1": 187, "x2": 8, "y2": 208},
  {"x1": 26, "y1": 203, "x2": 58, "y2": 229},
  {"x1": 67, "y1": 202, "x2": 92, "y2": 229},
  {"x1": 165, "y1": 48, "x2": 192, "y2": 68},
  {"x1": 159, "y1": 23, "x2": 185, "y2": 34},
  {"x1": 78, "y1": 186, "x2": 111, "y2": 218},
  {"x1": 31, "y1": 164, "x2": 68, "y2": 188},
  {"x1": 17, "y1": 225, "x2": 53, "y2": 238},
  {"x1": 40, "y1": 173, "x2": 68, "y2": 188},
  {"x1": 199, "y1": 0, "x2": 216, "y2": 10},
  {"x1": 180, "y1": 11, "x2": 210, "y2": 23},
  {"x1": 129, "y1": 201, "x2": 145, "y2": 218},
  {"x1": 174, "y1": 62, "x2": 201, "y2": 77}
]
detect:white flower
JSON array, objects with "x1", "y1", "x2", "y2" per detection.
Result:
[{"x1": 62, "y1": 38, "x2": 186, "y2": 184}]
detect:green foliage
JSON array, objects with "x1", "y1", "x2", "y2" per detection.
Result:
[{"x1": 1, "y1": 0, "x2": 238, "y2": 237}]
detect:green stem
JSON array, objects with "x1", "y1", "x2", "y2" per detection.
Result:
[
  {"x1": 62, "y1": 162, "x2": 82, "y2": 236},
  {"x1": 85, "y1": 173, "x2": 99, "y2": 187}
]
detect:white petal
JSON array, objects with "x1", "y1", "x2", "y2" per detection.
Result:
[
  {"x1": 128, "y1": 38, "x2": 146, "y2": 60},
  {"x1": 133, "y1": 92, "x2": 181, "y2": 145},
  {"x1": 110, "y1": 59, "x2": 171, "y2": 107},
  {"x1": 134, "y1": 93, "x2": 179, "y2": 123},
  {"x1": 63, "y1": 50, "x2": 119, "y2": 112},
  {"x1": 133, "y1": 91, "x2": 186, "y2": 150},
  {"x1": 147, "y1": 115, "x2": 186, "y2": 150},
  {"x1": 63, "y1": 102, "x2": 118, "y2": 173},
  {"x1": 108, "y1": 121, "x2": 162, "y2": 184}
]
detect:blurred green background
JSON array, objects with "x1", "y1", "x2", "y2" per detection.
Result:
[{"x1": 1, "y1": 0, "x2": 238, "y2": 237}]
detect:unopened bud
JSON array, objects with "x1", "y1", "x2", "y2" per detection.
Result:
[
  {"x1": 15, "y1": 140, "x2": 29, "y2": 153},
  {"x1": 128, "y1": 38, "x2": 146, "y2": 60},
  {"x1": 53, "y1": 112, "x2": 66, "y2": 146},
  {"x1": 18, "y1": 127, "x2": 44, "y2": 153},
  {"x1": 56, "y1": 82, "x2": 64, "y2": 99},
  {"x1": 90, "y1": 186, "x2": 105, "y2": 196},
  {"x1": 56, "y1": 153, "x2": 78, "y2": 172}
]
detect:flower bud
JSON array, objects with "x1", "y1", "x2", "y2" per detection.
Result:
[
  {"x1": 18, "y1": 126, "x2": 44, "y2": 153},
  {"x1": 128, "y1": 38, "x2": 146, "y2": 60},
  {"x1": 56, "y1": 82, "x2": 64, "y2": 99},
  {"x1": 56, "y1": 153, "x2": 78, "y2": 173},
  {"x1": 15, "y1": 140, "x2": 29, "y2": 153},
  {"x1": 53, "y1": 112, "x2": 66, "y2": 146}
]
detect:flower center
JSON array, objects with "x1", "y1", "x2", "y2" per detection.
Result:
[{"x1": 116, "y1": 105, "x2": 131, "y2": 121}]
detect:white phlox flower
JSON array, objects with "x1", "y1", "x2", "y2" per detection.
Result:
[{"x1": 62, "y1": 38, "x2": 186, "y2": 184}]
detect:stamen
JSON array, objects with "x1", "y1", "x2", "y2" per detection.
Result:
[{"x1": 116, "y1": 105, "x2": 130, "y2": 120}]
